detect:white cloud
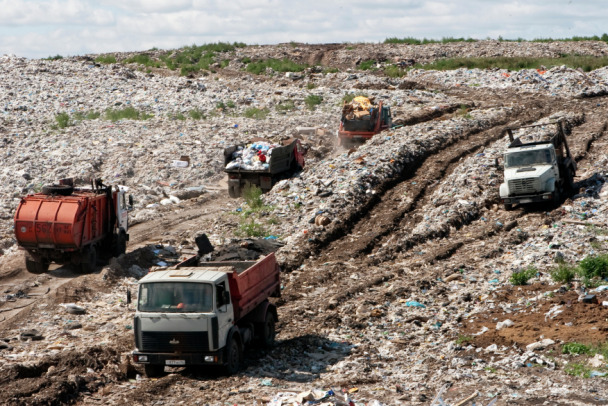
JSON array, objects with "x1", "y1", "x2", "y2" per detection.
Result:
[{"x1": 1, "y1": 0, "x2": 607, "y2": 58}]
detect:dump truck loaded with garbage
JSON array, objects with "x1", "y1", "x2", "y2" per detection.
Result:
[
  {"x1": 224, "y1": 138, "x2": 304, "y2": 198},
  {"x1": 499, "y1": 120, "x2": 576, "y2": 210},
  {"x1": 338, "y1": 96, "x2": 392, "y2": 146},
  {"x1": 13, "y1": 179, "x2": 131, "y2": 274},
  {"x1": 132, "y1": 238, "x2": 281, "y2": 377}
]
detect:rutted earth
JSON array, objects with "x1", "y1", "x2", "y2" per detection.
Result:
[{"x1": 1, "y1": 41, "x2": 608, "y2": 405}]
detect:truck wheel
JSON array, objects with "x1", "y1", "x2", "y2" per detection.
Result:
[
  {"x1": 41, "y1": 184, "x2": 73, "y2": 196},
  {"x1": 260, "y1": 313, "x2": 276, "y2": 348},
  {"x1": 144, "y1": 364, "x2": 165, "y2": 378},
  {"x1": 553, "y1": 187, "x2": 562, "y2": 209},
  {"x1": 565, "y1": 169, "x2": 575, "y2": 193},
  {"x1": 80, "y1": 246, "x2": 97, "y2": 273},
  {"x1": 113, "y1": 232, "x2": 127, "y2": 257},
  {"x1": 228, "y1": 184, "x2": 240, "y2": 198},
  {"x1": 25, "y1": 255, "x2": 49, "y2": 274},
  {"x1": 503, "y1": 203, "x2": 513, "y2": 211},
  {"x1": 223, "y1": 336, "x2": 241, "y2": 375}
]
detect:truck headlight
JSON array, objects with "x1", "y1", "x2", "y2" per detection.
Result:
[
  {"x1": 135, "y1": 355, "x2": 148, "y2": 362},
  {"x1": 204, "y1": 356, "x2": 217, "y2": 363}
]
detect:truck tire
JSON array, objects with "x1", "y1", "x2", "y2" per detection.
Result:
[
  {"x1": 25, "y1": 254, "x2": 49, "y2": 274},
  {"x1": 553, "y1": 187, "x2": 562, "y2": 209},
  {"x1": 80, "y1": 246, "x2": 97, "y2": 273},
  {"x1": 223, "y1": 336, "x2": 241, "y2": 375},
  {"x1": 565, "y1": 168, "x2": 575, "y2": 193},
  {"x1": 260, "y1": 313, "x2": 276, "y2": 348},
  {"x1": 41, "y1": 184, "x2": 73, "y2": 196},
  {"x1": 144, "y1": 364, "x2": 165, "y2": 378},
  {"x1": 228, "y1": 183, "x2": 240, "y2": 198},
  {"x1": 503, "y1": 203, "x2": 513, "y2": 211},
  {"x1": 113, "y1": 232, "x2": 127, "y2": 257}
]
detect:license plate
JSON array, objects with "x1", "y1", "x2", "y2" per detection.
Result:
[
  {"x1": 519, "y1": 198, "x2": 532, "y2": 203},
  {"x1": 166, "y1": 360, "x2": 186, "y2": 366}
]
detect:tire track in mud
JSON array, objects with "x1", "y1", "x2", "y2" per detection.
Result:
[{"x1": 280, "y1": 98, "x2": 608, "y2": 331}]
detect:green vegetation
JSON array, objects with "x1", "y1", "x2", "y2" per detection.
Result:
[
  {"x1": 457, "y1": 104, "x2": 473, "y2": 119},
  {"x1": 413, "y1": 55, "x2": 608, "y2": 72},
  {"x1": 45, "y1": 55, "x2": 64, "y2": 60},
  {"x1": 323, "y1": 67, "x2": 340, "y2": 74},
  {"x1": 95, "y1": 54, "x2": 117, "y2": 64},
  {"x1": 226, "y1": 100, "x2": 236, "y2": 108},
  {"x1": 551, "y1": 263, "x2": 577, "y2": 284},
  {"x1": 564, "y1": 363, "x2": 593, "y2": 378},
  {"x1": 241, "y1": 56, "x2": 252, "y2": 64},
  {"x1": 104, "y1": 106, "x2": 152, "y2": 122},
  {"x1": 384, "y1": 36, "x2": 476, "y2": 45},
  {"x1": 171, "y1": 112, "x2": 186, "y2": 121},
  {"x1": 276, "y1": 100, "x2": 296, "y2": 112},
  {"x1": 578, "y1": 253, "x2": 608, "y2": 280},
  {"x1": 341, "y1": 93, "x2": 368, "y2": 104},
  {"x1": 189, "y1": 109, "x2": 206, "y2": 120},
  {"x1": 243, "y1": 184, "x2": 264, "y2": 211},
  {"x1": 358, "y1": 60, "x2": 376, "y2": 71},
  {"x1": 124, "y1": 54, "x2": 161, "y2": 68},
  {"x1": 384, "y1": 65, "x2": 407, "y2": 78},
  {"x1": 306, "y1": 83, "x2": 316, "y2": 90},
  {"x1": 245, "y1": 58, "x2": 308, "y2": 75},
  {"x1": 220, "y1": 59, "x2": 230, "y2": 69},
  {"x1": 54, "y1": 112, "x2": 71, "y2": 129},
  {"x1": 238, "y1": 217, "x2": 268, "y2": 237},
  {"x1": 304, "y1": 94, "x2": 323, "y2": 110},
  {"x1": 456, "y1": 335, "x2": 473, "y2": 345},
  {"x1": 509, "y1": 266, "x2": 537, "y2": 285},
  {"x1": 243, "y1": 107, "x2": 270, "y2": 119},
  {"x1": 562, "y1": 342, "x2": 592, "y2": 355}
]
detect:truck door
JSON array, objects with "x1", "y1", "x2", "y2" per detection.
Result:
[
  {"x1": 215, "y1": 280, "x2": 234, "y2": 349},
  {"x1": 116, "y1": 190, "x2": 129, "y2": 232}
]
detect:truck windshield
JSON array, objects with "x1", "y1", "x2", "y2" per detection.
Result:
[
  {"x1": 138, "y1": 282, "x2": 213, "y2": 313},
  {"x1": 505, "y1": 149, "x2": 552, "y2": 168}
]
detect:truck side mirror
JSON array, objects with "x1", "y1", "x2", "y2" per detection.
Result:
[
  {"x1": 127, "y1": 289, "x2": 132, "y2": 305},
  {"x1": 128, "y1": 195, "x2": 134, "y2": 208}
]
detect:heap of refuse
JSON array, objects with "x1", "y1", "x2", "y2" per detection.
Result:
[
  {"x1": 341, "y1": 96, "x2": 375, "y2": 120},
  {"x1": 225, "y1": 141, "x2": 279, "y2": 171}
]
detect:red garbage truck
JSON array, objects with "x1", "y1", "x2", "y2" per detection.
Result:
[{"x1": 14, "y1": 179, "x2": 132, "y2": 274}]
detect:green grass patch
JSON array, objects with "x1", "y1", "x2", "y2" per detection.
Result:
[
  {"x1": 456, "y1": 335, "x2": 473, "y2": 345},
  {"x1": 238, "y1": 217, "x2": 268, "y2": 237},
  {"x1": 95, "y1": 54, "x2": 117, "y2": 64},
  {"x1": 551, "y1": 263, "x2": 577, "y2": 284},
  {"x1": 124, "y1": 54, "x2": 161, "y2": 68},
  {"x1": 323, "y1": 67, "x2": 339, "y2": 74},
  {"x1": 104, "y1": 106, "x2": 152, "y2": 122},
  {"x1": 54, "y1": 112, "x2": 71, "y2": 129},
  {"x1": 45, "y1": 55, "x2": 64, "y2": 60},
  {"x1": 509, "y1": 266, "x2": 538, "y2": 285},
  {"x1": 189, "y1": 109, "x2": 206, "y2": 120},
  {"x1": 578, "y1": 253, "x2": 608, "y2": 279},
  {"x1": 564, "y1": 363, "x2": 593, "y2": 378},
  {"x1": 413, "y1": 55, "x2": 608, "y2": 72},
  {"x1": 245, "y1": 58, "x2": 308, "y2": 75},
  {"x1": 243, "y1": 107, "x2": 270, "y2": 119},
  {"x1": 457, "y1": 104, "x2": 473, "y2": 119},
  {"x1": 242, "y1": 184, "x2": 264, "y2": 211},
  {"x1": 304, "y1": 94, "x2": 323, "y2": 110},
  {"x1": 226, "y1": 100, "x2": 236, "y2": 108},
  {"x1": 276, "y1": 100, "x2": 295, "y2": 112},
  {"x1": 358, "y1": 60, "x2": 376, "y2": 70},
  {"x1": 384, "y1": 36, "x2": 477, "y2": 45},
  {"x1": 171, "y1": 112, "x2": 186, "y2": 121},
  {"x1": 562, "y1": 342, "x2": 592, "y2": 355},
  {"x1": 384, "y1": 65, "x2": 407, "y2": 78},
  {"x1": 306, "y1": 83, "x2": 316, "y2": 89}
]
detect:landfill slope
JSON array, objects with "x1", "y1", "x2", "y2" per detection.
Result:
[{"x1": 1, "y1": 41, "x2": 608, "y2": 405}]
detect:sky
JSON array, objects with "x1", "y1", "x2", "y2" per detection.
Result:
[{"x1": 1, "y1": 0, "x2": 607, "y2": 59}]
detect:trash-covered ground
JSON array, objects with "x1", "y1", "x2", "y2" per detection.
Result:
[{"x1": 1, "y1": 41, "x2": 608, "y2": 405}]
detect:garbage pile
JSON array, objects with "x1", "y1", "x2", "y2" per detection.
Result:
[
  {"x1": 225, "y1": 141, "x2": 280, "y2": 171},
  {"x1": 341, "y1": 96, "x2": 374, "y2": 120}
]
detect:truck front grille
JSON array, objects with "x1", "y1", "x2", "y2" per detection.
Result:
[
  {"x1": 141, "y1": 331, "x2": 209, "y2": 353},
  {"x1": 508, "y1": 178, "x2": 539, "y2": 195}
]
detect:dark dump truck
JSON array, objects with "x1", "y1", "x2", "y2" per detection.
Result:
[
  {"x1": 338, "y1": 99, "x2": 392, "y2": 146},
  {"x1": 224, "y1": 138, "x2": 304, "y2": 198}
]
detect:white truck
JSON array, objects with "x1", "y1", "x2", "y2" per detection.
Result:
[
  {"x1": 499, "y1": 120, "x2": 576, "y2": 210},
  {"x1": 132, "y1": 240, "x2": 281, "y2": 377}
]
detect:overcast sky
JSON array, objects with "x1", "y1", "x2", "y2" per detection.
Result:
[{"x1": 1, "y1": 0, "x2": 607, "y2": 59}]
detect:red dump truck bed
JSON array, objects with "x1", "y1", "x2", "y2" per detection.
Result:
[
  {"x1": 14, "y1": 189, "x2": 113, "y2": 250},
  {"x1": 176, "y1": 253, "x2": 281, "y2": 320}
]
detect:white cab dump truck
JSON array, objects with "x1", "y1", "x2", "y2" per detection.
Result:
[
  {"x1": 500, "y1": 120, "x2": 576, "y2": 210},
  {"x1": 132, "y1": 237, "x2": 281, "y2": 377}
]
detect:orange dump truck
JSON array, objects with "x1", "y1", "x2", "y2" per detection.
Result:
[{"x1": 14, "y1": 180, "x2": 131, "y2": 274}]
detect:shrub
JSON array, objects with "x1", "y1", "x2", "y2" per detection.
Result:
[
  {"x1": 238, "y1": 218, "x2": 267, "y2": 237},
  {"x1": 414, "y1": 55, "x2": 608, "y2": 72},
  {"x1": 562, "y1": 342, "x2": 592, "y2": 355},
  {"x1": 86, "y1": 111, "x2": 101, "y2": 120},
  {"x1": 45, "y1": 55, "x2": 63, "y2": 60},
  {"x1": 306, "y1": 83, "x2": 316, "y2": 89},
  {"x1": 242, "y1": 184, "x2": 263, "y2": 211},
  {"x1": 105, "y1": 106, "x2": 152, "y2": 122},
  {"x1": 551, "y1": 263, "x2": 577, "y2": 284},
  {"x1": 95, "y1": 55, "x2": 117, "y2": 64},
  {"x1": 124, "y1": 54, "x2": 155, "y2": 67},
  {"x1": 189, "y1": 109, "x2": 205, "y2": 120},
  {"x1": 243, "y1": 107, "x2": 270, "y2": 119},
  {"x1": 304, "y1": 94, "x2": 323, "y2": 110},
  {"x1": 276, "y1": 100, "x2": 295, "y2": 112},
  {"x1": 54, "y1": 112, "x2": 70, "y2": 128},
  {"x1": 324, "y1": 67, "x2": 339, "y2": 74},
  {"x1": 578, "y1": 254, "x2": 608, "y2": 279},
  {"x1": 509, "y1": 266, "x2": 537, "y2": 285},
  {"x1": 245, "y1": 58, "x2": 307, "y2": 75},
  {"x1": 384, "y1": 65, "x2": 407, "y2": 78},
  {"x1": 172, "y1": 112, "x2": 186, "y2": 121},
  {"x1": 564, "y1": 363, "x2": 592, "y2": 378},
  {"x1": 226, "y1": 100, "x2": 236, "y2": 108},
  {"x1": 358, "y1": 60, "x2": 376, "y2": 70}
]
